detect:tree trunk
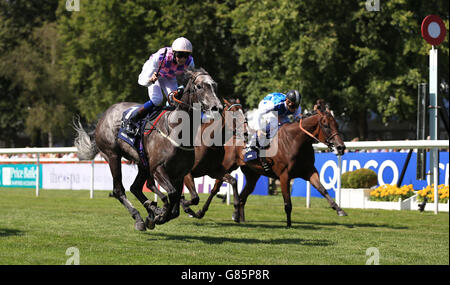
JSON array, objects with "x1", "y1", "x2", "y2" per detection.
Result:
[
  {"x1": 350, "y1": 110, "x2": 368, "y2": 140},
  {"x1": 48, "y1": 131, "x2": 53, "y2": 147}
]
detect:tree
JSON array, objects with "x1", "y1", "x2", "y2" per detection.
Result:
[
  {"x1": 151, "y1": 0, "x2": 240, "y2": 99},
  {"x1": 0, "y1": 22, "x2": 74, "y2": 146},
  {"x1": 59, "y1": 0, "x2": 241, "y2": 123},
  {"x1": 230, "y1": 0, "x2": 448, "y2": 139},
  {"x1": 0, "y1": 0, "x2": 62, "y2": 146},
  {"x1": 58, "y1": 0, "x2": 162, "y2": 122}
]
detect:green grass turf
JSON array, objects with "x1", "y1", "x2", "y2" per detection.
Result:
[{"x1": 0, "y1": 188, "x2": 448, "y2": 265}]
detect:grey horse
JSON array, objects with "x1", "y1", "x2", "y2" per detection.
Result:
[{"x1": 74, "y1": 68, "x2": 223, "y2": 231}]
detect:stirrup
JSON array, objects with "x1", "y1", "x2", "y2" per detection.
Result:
[{"x1": 123, "y1": 120, "x2": 139, "y2": 136}]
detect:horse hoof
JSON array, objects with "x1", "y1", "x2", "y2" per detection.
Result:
[
  {"x1": 338, "y1": 210, "x2": 348, "y2": 216},
  {"x1": 145, "y1": 216, "x2": 155, "y2": 230},
  {"x1": 191, "y1": 197, "x2": 200, "y2": 206},
  {"x1": 154, "y1": 215, "x2": 166, "y2": 225},
  {"x1": 135, "y1": 221, "x2": 146, "y2": 231},
  {"x1": 195, "y1": 211, "x2": 205, "y2": 219},
  {"x1": 232, "y1": 214, "x2": 240, "y2": 223}
]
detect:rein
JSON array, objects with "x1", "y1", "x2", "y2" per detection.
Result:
[
  {"x1": 170, "y1": 72, "x2": 210, "y2": 112},
  {"x1": 299, "y1": 117, "x2": 321, "y2": 144}
]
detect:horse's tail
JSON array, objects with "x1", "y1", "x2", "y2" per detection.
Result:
[{"x1": 73, "y1": 116, "x2": 99, "y2": 160}]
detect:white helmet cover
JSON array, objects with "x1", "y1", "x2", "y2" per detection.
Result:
[{"x1": 171, "y1": 37, "x2": 193, "y2": 53}]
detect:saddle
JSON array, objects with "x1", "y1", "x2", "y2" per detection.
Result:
[
  {"x1": 117, "y1": 105, "x2": 174, "y2": 167},
  {"x1": 243, "y1": 135, "x2": 273, "y2": 173}
]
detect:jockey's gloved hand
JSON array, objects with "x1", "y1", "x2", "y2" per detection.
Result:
[{"x1": 175, "y1": 85, "x2": 184, "y2": 100}]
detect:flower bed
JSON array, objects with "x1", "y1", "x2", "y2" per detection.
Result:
[
  {"x1": 339, "y1": 184, "x2": 449, "y2": 212},
  {"x1": 369, "y1": 184, "x2": 415, "y2": 202},
  {"x1": 416, "y1": 184, "x2": 449, "y2": 204}
]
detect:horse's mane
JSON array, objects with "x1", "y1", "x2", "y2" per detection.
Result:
[
  {"x1": 289, "y1": 99, "x2": 333, "y2": 125},
  {"x1": 183, "y1": 67, "x2": 211, "y2": 88}
]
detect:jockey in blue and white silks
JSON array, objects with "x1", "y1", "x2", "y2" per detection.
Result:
[{"x1": 247, "y1": 90, "x2": 302, "y2": 152}]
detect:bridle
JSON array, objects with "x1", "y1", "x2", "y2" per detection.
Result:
[
  {"x1": 170, "y1": 72, "x2": 210, "y2": 112},
  {"x1": 154, "y1": 72, "x2": 215, "y2": 151},
  {"x1": 298, "y1": 109, "x2": 339, "y2": 149}
]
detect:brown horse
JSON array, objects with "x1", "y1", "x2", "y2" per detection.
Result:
[
  {"x1": 186, "y1": 100, "x2": 347, "y2": 227},
  {"x1": 74, "y1": 68, "x2": 222, "y2": 231},
  {"x1": 180, "y1": 98, "x2": 246, "y2": 221}
]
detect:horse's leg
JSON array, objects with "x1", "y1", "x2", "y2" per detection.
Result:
[
  {"x1": 142, "y1": 178, "x2": 166, "y2": 230},
  {"x1": 184, "y1": 173, "x2": 200, "y2": 206},
  {"x1": 153, "y1": 166, "x2": 179, "y2": 224},
  {"x1": 238, "y1": 167, "x2": 261, "y2": 223},
  {"x1": 180, "y1": 173, "x2": 200, "y2": 218},
  {"x1": 129, "y1": 166, "x2": 157, "y2": 230},
  {"x1": 130, "y1": 166, "x2": 151, "y2": 209},
  {"x1": 223, "y1": 173, "x2": 240, "y2": 223},
  {"x1": 279, "y1": 173, "x2": 292, "y2": 227},
  {"x1": 180, "y1": 173, "x2": 200, "y2": 213},
  {"x1": 195, "y1": 179, "x2": 224, "y2": 219},
  {"x1": 308, "y1": 170, "x2": 347, "y2": 216},
  {"x1": 168, "y1": 180, "x2": 183, "y2": 222},
  {"x1": 107, "y1": 154, "x2": 146, "y2": 231}
]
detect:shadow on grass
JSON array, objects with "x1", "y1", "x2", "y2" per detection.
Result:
[
  {"x1": 146, "y1": 231, "x2": 333, "y2": 246},
  {"x1": 190, "y1": 220, "x2": 408, "y2": 230},
  {"x1": 0, "y1": 228, "x2": 25, "y2": 237},
  {"x1": 292, "y1": 221, "x2": 409, "y2": 230}
]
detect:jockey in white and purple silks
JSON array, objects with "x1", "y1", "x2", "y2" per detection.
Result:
[
  {"x1": 123, "y1": 37, "x2": 195, "y2": 135},
  {"x1": 246, "y1": 90, "x2": 302, "y2": 153}
]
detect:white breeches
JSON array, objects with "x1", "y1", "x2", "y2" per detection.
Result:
[{"x1": 147, "y1": 77, "x2": 178, "y2": 106}]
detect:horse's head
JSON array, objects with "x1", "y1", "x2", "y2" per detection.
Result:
[
  {"x1": 302, "y1": 101, "x2": 346, "y2": 155},
  {"x1": 183, "y1": 68, "x2": 223, "y2": 115}
]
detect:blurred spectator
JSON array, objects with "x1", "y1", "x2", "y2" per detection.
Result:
[{"x1": 345, "y1": 137, "x2": 360, "y2": 153}]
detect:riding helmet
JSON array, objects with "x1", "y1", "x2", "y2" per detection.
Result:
[
  {"x1": 286, "y1": 90, "x2": 301, "y2": 105},
  {"x1": 172, "y1": 37, "x2": 193, "y2": 53}
]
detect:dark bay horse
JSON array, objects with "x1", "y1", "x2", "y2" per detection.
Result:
[
  {"x1": 186, "y1": 100, "x2": 347, "y2": 227},
  {"x1": 180, "y1": 98, "x2": 246, "y2": 221},
  {"x1": 74, "y1": 68, "x2": 222, "y2": 231}
]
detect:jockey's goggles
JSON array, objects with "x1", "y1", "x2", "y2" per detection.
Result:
[{"x1": 174, "y1": 51, "x2": 191, "y2": 58}]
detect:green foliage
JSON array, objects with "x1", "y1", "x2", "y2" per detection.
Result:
[
  {"x1": 0, "y1": 1, "x2": 70, "y2": 146},
  {"x1": 58, "y1": 0, "x2": 161, "y2": 121},
  {"x1": 341, "y1": 168, "x2": 378, "y2": 188},
  {"x1": 231, "y1": 0, "x2": 449, "y2": 138},
  {"x1": 58, "y1": 0, "x2": 239, "y2": 122},
  {"x1": 1, "y1": 0, "x2": 448, "y2": 145}
]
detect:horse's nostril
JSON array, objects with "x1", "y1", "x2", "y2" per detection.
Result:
[{"x1": 211, "y1": 106, "x2": 218, "y2": 112}]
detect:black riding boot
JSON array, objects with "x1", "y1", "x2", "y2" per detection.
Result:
[{"x1": 123, "y1": 100, "x2": 154, "y2": 136}]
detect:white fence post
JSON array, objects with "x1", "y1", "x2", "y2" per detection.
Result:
[
  {"x1": 90, "y1": 159, "x2": 95, "y2": 199},
  {"x1": 35, "y1": 153, "x2": 40, "y2": 197},
  {"x1": 306, "y1": 181, "x2": 311, "y2": 208},
  {"x1": 336, "y1": 154, "x2": 342, "y2": 207}
]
